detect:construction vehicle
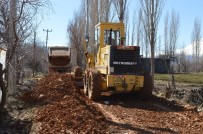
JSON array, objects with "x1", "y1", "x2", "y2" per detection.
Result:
[
  {"x1": 84, "y1": 22, "x2": 152, "y2": 100},
  {"x1": 48, "y1": 46, "x2": 71, "y2": 73}
]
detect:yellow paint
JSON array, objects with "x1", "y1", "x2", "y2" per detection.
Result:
[
  {"x1": 85, "y1": 22, "x2": 125, "y2": 72},
  {"x1": 107, "y1": 75, "x2": 144, "y2": 92},
  {"x1": 95, "y1": 22, "x2": 125, "y2": 48},
  {"x1": 84, "y1": 22, "x2": 144, "y2": 93}
]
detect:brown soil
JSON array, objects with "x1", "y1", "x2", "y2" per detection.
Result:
[
  {"x1": 19, "y1": 72, "x2": 109, "y2": 133},
  {"x1": 0, "y1": 72, "x2": 203, "y2": 134}
]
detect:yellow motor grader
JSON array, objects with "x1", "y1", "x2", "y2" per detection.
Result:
[{"x1": 84, "y1": 22, "x2": 152, "y2": 100}]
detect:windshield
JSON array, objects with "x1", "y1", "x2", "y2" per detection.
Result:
[{"x1": 104, "y1": 29, "x2": 120, "y2": 46}]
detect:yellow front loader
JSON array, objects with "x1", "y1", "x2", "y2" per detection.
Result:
[{"x1": 84, "y1": 22, "x2": 152, "y2": 100}]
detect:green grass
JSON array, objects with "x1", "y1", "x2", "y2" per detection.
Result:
[{"x1": 154, "y1": 73, "x2": 203, "y2": 86}]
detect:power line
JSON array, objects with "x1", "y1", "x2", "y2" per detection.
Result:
[{"x1": 43, "y1": 29, "x2": 52, "y2": 48}]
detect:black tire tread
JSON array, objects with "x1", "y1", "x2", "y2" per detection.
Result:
[
  {"x1": 138, "y1": 73, "x2": 153, "y2": 100},
  {"x1": 88, "y1": 69, "x2": 101, "y2": 101}
]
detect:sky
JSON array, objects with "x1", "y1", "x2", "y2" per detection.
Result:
[
  {"x1": 38, "y1": 0, "x2": 81, "y2": 47},
  {"x1": 38, "y1": 0, "x2": 203, "y2": 51}
]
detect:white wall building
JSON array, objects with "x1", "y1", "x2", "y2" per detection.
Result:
[{"x1": 0, "y1": 44, "x2": 7, "y2": 69}]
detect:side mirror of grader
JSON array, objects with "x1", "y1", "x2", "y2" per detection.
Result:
[{"x1": 84, "y1": 36, "x2": 89, "y2": 58}]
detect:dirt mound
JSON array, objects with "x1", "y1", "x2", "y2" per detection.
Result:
[{"x1": 20, "y1": 72, "x2": 108, "y2": 133}]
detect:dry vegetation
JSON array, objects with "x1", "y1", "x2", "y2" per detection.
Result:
[{"x1": 155, "y1": 73, "x2": 203, "y2": 86}]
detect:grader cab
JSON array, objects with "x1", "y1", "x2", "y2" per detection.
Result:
[{"x1": 84, "y1": 22, "x2": 152, "y2": 100}]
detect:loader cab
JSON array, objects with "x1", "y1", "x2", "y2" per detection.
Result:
[
  {"x1": 94, "y1": 22, "x2": 125, "y2": 48},
  {"x1": 105, "y1": 29, "x2": 122, "y2": 46}
]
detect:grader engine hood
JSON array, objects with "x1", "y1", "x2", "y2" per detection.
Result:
[{"x1": 109, "y1": 45, "x2": 141, "y2": 75}]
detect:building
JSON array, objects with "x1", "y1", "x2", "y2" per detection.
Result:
[
  {"x1": 142, "y1": 58, "x2": 171, "y2": 74},
  {"x1": 0, "y1": 44, "x2": 7, "y2": 70}
]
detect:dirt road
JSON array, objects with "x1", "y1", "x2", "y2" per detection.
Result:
[
  {"x1": 95, "y1": 94, "x2": 203, "y2": 133},
  {"x1": 0, "y1": 73, "x2": 203, "y2": 133}
]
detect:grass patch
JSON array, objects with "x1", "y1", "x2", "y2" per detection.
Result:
[{"x1": 155, "y1": 73, "x2": 203, "y2": 86}]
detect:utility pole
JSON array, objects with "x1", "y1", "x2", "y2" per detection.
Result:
[
  {"x1": 43, "y1": 29, "x2": 52, "y2": 49},
  {"x1": 43, "y1": 29, "x2": 52, "y2": 73}
]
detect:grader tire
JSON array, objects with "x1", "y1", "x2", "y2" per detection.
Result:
[
  {"x1": 138, "y1": 73, "x2": 153, "y2": 100},
  {"x1": 74, "y1": 66, "x2": 82, "y2": 78},
  {"x1": 87, "y1": 70, "x2": 102, "y2": 101},
  {"x1": 84, "y1": 71, "x2": 88, "y2": 95}
]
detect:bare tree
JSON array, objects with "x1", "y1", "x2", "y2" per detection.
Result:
[
  {"x1": 125, "y1": 8, "x2": 130, "y2": 45},
  {"x1": 164, "y1": 10, "x2": 179, "y2": 58},
  {"x1": 174, "y1": 43, "x2": 190, "y2": 73},
  {"x1": 67, "y1": 3, "x2": 86, "y2": 68},
  {"x1": 136, "y1": 9, "x2": 143, "y2": 47},
  {"x1": 86, "y1": 0, "x2": 114, "y2": 50},
  {"x1": 191, "y1": 17, "x2": 201, "y2": 72},
  {"x1": 164, "y1": 11, "x2": 169, "y2": 56},
  {"x1": 131, "y1": 11, "x2": 136, "y2": 45},
  {"x1": 67, "y1": 0, "x2": 115, "y2": 69},
  {"x1": 112, "y1": 0, "x2": 128, "y2": 22},
  {"x1": 99, "y1": 0, "x2": 112, "y2": 22},
  {"x1": 179, "y1": 48, "x2": 188, "y2": 73},
  {"x1": 112, "y1": 0, "x2": 129, "y2": 45},
  {"x1": 169, "y1": 9, "x2": 179, "y2": 57},
  {"x1": 0, "y1": 0, "x2": 52, "y2": 106},
  {"x1": 140, "y1": 0, "x2": 164, "y2": 87},
  {"x1": 157, "y1": 35, "x2": 161, "y2": 56}
]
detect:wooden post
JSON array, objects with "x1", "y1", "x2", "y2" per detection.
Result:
[
  {"x1": 8, "y1": 0, "x2": 17, "y2": 95},
  {"x1": 33, "y1": 32, "x2": 36, "y2": 77}
]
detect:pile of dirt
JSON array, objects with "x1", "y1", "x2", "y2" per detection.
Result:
[{"x1": 20, "y1": 72, "x2": 108, "y2": 133}]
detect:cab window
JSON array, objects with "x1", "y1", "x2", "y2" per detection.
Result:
[
  {"x1": 95, "y1": 28, "x2": 100, "y2": 45},
  {"x1": 104, "y1": 29, "x2": 120, "y2": 46}
]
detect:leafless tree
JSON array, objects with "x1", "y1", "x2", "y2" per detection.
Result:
[
  {"x1": 157, "y1": 35, "x2": 161, "y2": 56},
  {"x1": 112, "y1": 0, "x2": 128, "y2": 22},
  {"x1": 131, "y1": 11, "x2": 136, "y2": 45},
  {"x1": 67, "y1": 4, "x2": 86, "y2": 68},
  {"x1": 0, "y1": 0, "x2": 52, "y2": 105},
  {"x1": 125, "y1": 8, "x2": 130, "y2": 45},
  {"x1": 191, "y1": 17, "x2": 201, "y2": 72},
  {"x1": 136, "y1": 9, "x2": 143, "y2": 47},
  {"x1": 68, "y1": 0, "x2": 116, "y2": 69},
  {"x1": 86, "y1": 0, "x2": 114, "y2": 47},
  {"x1": 164, "y1": 11, "x2": 169, "y2": 56},
  {"x1": 99, "y1": 0, "x2": 112, "y2": 22},
  {"x1": 169, "y1": 9, "x2": 179, "y2": 57},
  {"x1": 140, "y1": 0, "x2": 164, "y2": 87},
  {"x1": 112, "y1": 0, "x2": 129, "y2": 44},
  {"x1": 164, "y1": 10, "x2": 179, "y2": 58},
  {"x1": 179, "y1": 49, "x2": 188, "y2": 73},
  {"x1": 175, "y1": 43, "x2": 191, "y2": 73}
]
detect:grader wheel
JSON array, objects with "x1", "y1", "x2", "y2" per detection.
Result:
[
  {"x1": 74, "y1": 66, "x2": 82, "y2": 78},
  {"x1": 84, "y1": 70, "x2": 88, "y2": 95},
  {"x1": 87, "y1": 70, "x2": 102, "y2": 101},
  {"x1": 138, "y1": 73, "x2": 153, "y2": 100}
]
